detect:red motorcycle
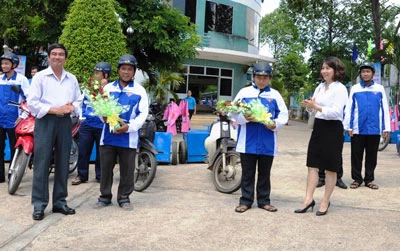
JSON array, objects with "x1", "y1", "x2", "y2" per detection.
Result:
[{"x1": 7, "y1": 100, "x2": 81, "y2": 195}]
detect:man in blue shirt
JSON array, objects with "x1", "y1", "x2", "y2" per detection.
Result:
[
  {"x1": 71, "y1": 62, "x2": 111, "y2": 185},
  {"x1": 28, "y1": 66, "x2": 39, "y2": 84},
  {"x1": 184, "y1": 90, "x2": 196, "y2": 120},
  {"x1": 93, "y1": 54, "x2": 148, "y2": 211},
  {"x1": 231, "y1": 62, "x2": 288, "y2": 213},
  {"x1": 0, "y1": 52, "x2": 29, "y2": 183},
  {"x1": 343, "y1": 62, "x2": 390, "y2": 190}
]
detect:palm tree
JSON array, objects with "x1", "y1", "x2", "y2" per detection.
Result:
[{"x1": 141, "y1": 71, "x2": 184, "y2": 104}]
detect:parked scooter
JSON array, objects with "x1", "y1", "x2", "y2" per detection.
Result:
[
  {"x1": 7, "y1": 97, "x2": 80, "y2": 195},
  {"x1": 150, "y1": 101, "x2": 182, "y2": 133},
  {"x1": 204, "y1": 113, "x2": 242, "y2": 193},
  {"x1": 150, "y1": 102, "x2": 167, "y2": 132},
  {"x1": 134, "y1": 114, "x2": 158, "y2": 192}
]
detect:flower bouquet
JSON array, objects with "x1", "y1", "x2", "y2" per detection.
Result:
[
  {"x1": 81, "y1": 77, "x2": 125, "y2": 132},
  {"x1": 216, "y1": 99, "x2": 274, "y2": 126}
]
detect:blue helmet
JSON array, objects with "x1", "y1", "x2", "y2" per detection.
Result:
[
  {"x1": 94, "y1": 62, "x2": 112, "y2": 76},
  {"x1": 1, "y1": 52, "x2": 19, "y2": 68},
  {"x1": 118, "y1": 54, "x2": 137, "y2": 70},
  {"x1": 359, "y1": 62, "x2": 375, "y2": 73},
  {"x1": 253, "y1": 62, "x2": 272, "y2": 76}
]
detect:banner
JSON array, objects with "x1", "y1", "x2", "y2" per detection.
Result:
[
  {"x1": 373, "y1": 62, "x2": 381, "y2": 84},
  {"x1": 15, "y1": 55, "x2": 26, "y2": 76}
]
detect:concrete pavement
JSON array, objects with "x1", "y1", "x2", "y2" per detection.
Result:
[{"x1": 0, "y1": 115, "x2": 399, "y2": 251}]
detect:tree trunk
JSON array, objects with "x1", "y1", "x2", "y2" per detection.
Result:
[{"x1": 370, "y1": 0, "x2": 381, "y2": 52}]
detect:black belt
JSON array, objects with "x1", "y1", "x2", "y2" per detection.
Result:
[{"x1": 47, "y1": 113, "x2": 71, "y2": 118}]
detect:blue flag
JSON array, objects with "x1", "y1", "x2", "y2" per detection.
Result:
[{"x1": 352, "y1": 44, "x2": 358, "y2": 63}]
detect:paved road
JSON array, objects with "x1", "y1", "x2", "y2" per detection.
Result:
[{"x1": 0, "y1": 117, "x2": 399, "y2": 251}]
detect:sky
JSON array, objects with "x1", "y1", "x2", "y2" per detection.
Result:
[
  {"x1": 261, "y1": 0, "x2": 280, "y2": 16},
  {"x1": 260, "y1": 0, "x2": 400, "y2": 57}
]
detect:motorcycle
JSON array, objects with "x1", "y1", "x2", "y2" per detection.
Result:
[
  {"x1": 134, "y1": 114, "x2": 158, "y2": 192},
  {"x1": 150, "y1": 102, "x2": 167, "y2": 132},
  {"x1": 7, "y1": 99, "x2": 80, "y2": 195},
  {"x1": 204, "y1": 113, "x2": 242, "y2": 194},
  {"x1": 150, "y1": 101, "x2": 182, "y2": 133}
]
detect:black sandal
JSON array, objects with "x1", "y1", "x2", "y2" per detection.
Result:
[
  {"x1": 350, "y1": 181, "x2": 361, "y2": 189},
  {"x1": 365, "y1": 182, "x2": 379, "y2": 190}
]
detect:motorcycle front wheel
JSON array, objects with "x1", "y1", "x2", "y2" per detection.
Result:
[
  {"x1": 134, "y1": 149, "x2": 157, "y2": 192},
  {"x1": 212, "y1": 150, "x2": 242, "y2": 194},
  {"x1": 68, "y1": 139, "x2": 79, "y2": 174},
  {"x1": 378, "y1": 134, "x2": 391, "y2": 151},
  {"x1": 8, "y1": 147, "x2": 31, "y2": 195}
]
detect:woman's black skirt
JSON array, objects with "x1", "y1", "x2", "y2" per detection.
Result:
[{"x1": 306, "y1": 118, "x2": 344, "y2": 172}]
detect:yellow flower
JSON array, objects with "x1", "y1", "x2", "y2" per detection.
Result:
[{"x1": 107, "y1": 114, "x2": 121, "y2": 132}]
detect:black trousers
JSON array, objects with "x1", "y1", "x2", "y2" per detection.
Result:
[
  {"x1": 188, "y1": 109, "x2": 194, "y2": 120},
  {"x1": 351, "y1": 134, "x2": 380, "y2": 184},
  {"x1": 0, "y1": 127, "x2": 16, "y2": 180},
  {"x1": 98, "y1": 145, "x2": 136, "y2": 205},
  {"x1": 31, "y1": 115, "x2": 72, "y2": 210},
  {"x1": 239, "y1": 153, "x2": 274, "y2": 207}
]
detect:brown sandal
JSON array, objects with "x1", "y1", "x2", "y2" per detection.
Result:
[
  {"x1": 365, "y1": 182, "x2": 379, "y2": 190},
  {"x1": 259, "y1": 204, "x2": 278, "y2": 212},
  {"x1": 349, "y1": 181, "x2": 361, "y2": 189},
  {"x1": 71, "y1": 177, "x2": 85, "y2": 185},
  {"x1": 235, "y1": 205, "x2": 250, "y2": 213}
]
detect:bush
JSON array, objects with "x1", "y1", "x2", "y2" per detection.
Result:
[{"x1": 59, "y1": 0, "x2": 127, "y2": 81}]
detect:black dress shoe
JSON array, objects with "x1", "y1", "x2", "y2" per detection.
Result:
[
  {"x1": 32, "y1": 210, "x2": 45, "y2": 220},
  {"x1": 316, "y1": 178, "x2": 325, "y2": 188},
  {"x1": 52, "y1": 205, "x2": 76, "y2": 215},
  {"x1": 336, "y1": 178, "x2": 348, "y2": 189}
]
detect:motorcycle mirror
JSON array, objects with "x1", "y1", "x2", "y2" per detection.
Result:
[{"x1": 11, "y1": 85, "x2": 22, "y2": 94}]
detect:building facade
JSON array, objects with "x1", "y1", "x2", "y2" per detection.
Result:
[{"x1": 170, "y1": 0, "x2": 273, "y2": 106}]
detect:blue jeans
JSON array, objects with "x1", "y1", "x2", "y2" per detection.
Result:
[
  {"x1": 0, "y1": 127, "x2": 16, "y2": 181},
  {"x1": 76, "y1": 122, "x2": 102, "y2": 181}
]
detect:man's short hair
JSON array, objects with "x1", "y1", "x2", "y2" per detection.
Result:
[{"x1": 48, "y1": 43, "x2": 68, "y2": 58}]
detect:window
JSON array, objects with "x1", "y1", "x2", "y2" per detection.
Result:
[
  {"x1": 220, "y1": 78, "x2": 232, "y2": 96},
  {"x1": 172, "y1": 0, "x2": 197, "y2": 23},
  {"x1": 189, "y1": 66, "x2": 204, "y2": 74},
  {"x1": 185, "y1": 0, "x2": 197, "y2": 23},
  {"x1": 204, "y1": 1, "x2": 233, "y2": 34},
  {"x1": 206, "y1": 67, "x2": 219, "y2": 76},
  {"x1": 246, "y1": 8, "x2": 259, "y2": 46},
  {"x1": 221, "y1": 69, "x2": 232, "y2": 77}
]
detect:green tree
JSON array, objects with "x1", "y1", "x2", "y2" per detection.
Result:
[
  {"x1": 276, "y1": 53, "x2": 311, "y2": 93},
  {"x1": 59, "y1": 0, "x2": 127, "y2": 80},
  {"x1": 260, "y1": 5, "x2": 310, "y2": 105},
  {"x1": 0, "y1": 0, "x2": 73, "y2": 67},
  {"x1": 259, "y1": 5, "x2": 303, "y2": 60},
  {"x1": 117, "y1": 0, "x2": 201, "y2": 84},
  {"x1": 286, "y1": 0, "x2": 400, "y2": 81},
  {"x1": 141, "y1": 71, "x2": 184, "y2": 104}
]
